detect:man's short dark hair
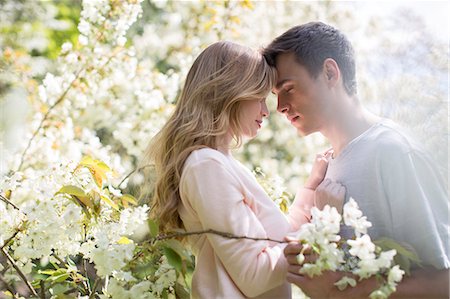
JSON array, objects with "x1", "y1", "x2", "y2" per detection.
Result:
[{"x1": 263, "y1": 22, "x2": 357, "y2": 96}]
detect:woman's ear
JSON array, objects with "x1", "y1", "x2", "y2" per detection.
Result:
[{"x1": 323, "y1": 58, "x2": 340, "y2": 88}]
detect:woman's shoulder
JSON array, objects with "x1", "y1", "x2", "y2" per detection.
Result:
[{"x1": 184, "y1": 147, "x2": 230, "y2": 169}]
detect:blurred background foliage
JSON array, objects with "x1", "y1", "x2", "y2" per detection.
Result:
[{"x1": 0, "y1": 0, "x2": 448, "y2": 199}]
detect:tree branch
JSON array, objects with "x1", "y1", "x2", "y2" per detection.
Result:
[
  {"x1": 1, "y1": 227, "x2": 23, "y2": 250},
  {"x1": 154, "y1": 228, "x2": 287, "y2": 244},
  {"x1": 1, "y1": 247, "x2": 39, "y2": 298},
  {"x1": 0, "y1": 194, "x2": 20, "y2": 211},
  {"x1": 117, "y1": 164, "x2": 153, "y2": 189},
  {"x1": 16, "y1": 67, "x2": 85, "y2": 172},
  {"x1": 16, "y1": 47, "x2": 124, "y2": 172}
]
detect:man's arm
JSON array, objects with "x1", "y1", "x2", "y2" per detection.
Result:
[{"x1": 284, "y1": 243, "x2": 450, "y2": 298}]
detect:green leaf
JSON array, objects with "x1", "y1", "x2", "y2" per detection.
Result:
[
  {"x1": 39, "y1": 268, "x2": 71, "y2": 283},
  {"x1": 100, "y1": 195, "x2": 119, "y2": 210},
  {"x1": 163, "y1": 247, "x2": 182, "y2": 272},
  {"x1": 38, "y1": 269, "x2": 57, "y2": 275},
  {"x1": 66, "y1": 257, "x2": 76, "y2": 270},
  {"x1": 57, "y1": 185, "x2": 93, "y2": 209},
  {"x1": 56, "y1": 185, "x2": 86, "y2": 198},
  {"x1": 163, "y1": 239, "x2": 188, "y2": 261},
  {"x1": 374, "y1": 237, "x2": 422, "y2": 275},
  {"x1": 148, "y1": 219, "x2": 159, "y2": 238},
  {"x1": 120, "y1": 194, "x2": 138, "y2": 205},
  {"x1": 47, "y1": 272, "x2": 70, "y2": 283}
]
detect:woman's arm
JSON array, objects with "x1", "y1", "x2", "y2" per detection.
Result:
[
  {"x1": 287, "y1": 150, "x2": 345, "y2": 229},
  {"x1": 181, "y1": 157, "x2": 289, "y2": 297}
]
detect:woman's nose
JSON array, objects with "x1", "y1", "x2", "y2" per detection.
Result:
[{"x1": 262, "y1": 101, "x2": 269, "y2": 117}]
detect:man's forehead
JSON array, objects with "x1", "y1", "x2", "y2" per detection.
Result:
[{"x1": 275, "y1": 78, "x2": 292, "y2": 90}]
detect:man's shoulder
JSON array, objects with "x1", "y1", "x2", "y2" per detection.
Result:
[{"x1": 366, "y1": 119, "x2": 422, "y2": 155}]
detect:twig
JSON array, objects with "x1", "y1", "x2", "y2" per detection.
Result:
[
  {"x1": 16, "y1": 67, "x2": 85, "y2": 172},
  {"x1": 154, "y1": 228, "x2": 287, "y2": 244},
  {"x1": 16, "y1": 46, "x2": 124, "y2": 172},
  {"x1": 40, "y1": 280, "x2": 46, "y2": 299},
  {"x1": 1, "y1": 247, "x2": 39, "y2": 298},
  {"x1": 88, "y1": 277, "x2": 101, "y2": 299},
  {"x1": 1, "y1": 227, "x2": 22, "y2": 250},
  {"x1": 117, "y1": 164, "x2": 153, "y2": 189},
  {"x1": 0, "y1": 194, "x2": 20, "y2": 211}
]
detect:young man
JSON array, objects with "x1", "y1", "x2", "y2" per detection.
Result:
[{"x1": 263, "y1": 22, "x2": 449, "y2": 298}]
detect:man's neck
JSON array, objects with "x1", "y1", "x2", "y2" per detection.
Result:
[{"x1": 323, "y1": 106, "x2": 380, "y2": 158}]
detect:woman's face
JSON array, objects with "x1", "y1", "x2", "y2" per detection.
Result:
[{"x1": 237, "y1": 97, "x2": 269, "y2": 138}]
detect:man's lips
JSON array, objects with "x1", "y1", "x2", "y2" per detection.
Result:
[
  {"x1": 288, "y1": 115, "x2": 300, "y2": 123},
  {"x1": 256, "y1": 120, "x2": 262, "y2": 128}
]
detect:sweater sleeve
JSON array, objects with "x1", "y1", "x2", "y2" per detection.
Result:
[{"x1": 181, "y1": 157, "x2": 288, "y2": 297}]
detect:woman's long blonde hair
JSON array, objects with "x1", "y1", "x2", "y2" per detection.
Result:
[{"x1": 143, "y1": 41, "x2": 276, "y2": 231}]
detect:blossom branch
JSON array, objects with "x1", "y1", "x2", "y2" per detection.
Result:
[
  {"x1": 154, "y1": 229, "x2": 287, "y2": 244},
  {"x1": 17, "y1": 47, "x2": 124, "y2": 172},
  {"x1": 1, "y1": 227, "x2": 22, "y2": 250},
  {"x1": 117, "y1": 164, "x2": 153, "y2": 189},
  {"x1": 0, "y1": 194, "x2": 20, "y2": 211},
  {"x1": 0, "y1": 247, "x2": 39, "y2": 298},
  {"x1": 16, "y1": 66, "x2": 84, "y2": 172}
]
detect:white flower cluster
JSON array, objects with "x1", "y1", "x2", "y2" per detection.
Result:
[
  {"x1": 0, "y1": 158, "x2": 154, "y2": 295},
  {"x1": 0, "y1": 200, "x2": 25, "y2": 248},
  {"x1": 80, "y1": 204, "x2": 149, "y2": 277},
  {"x1": 79, "y1": 0, "x2": 143, "y2": 47},
  {"x1": 295, "y1": 198, "x2": 405, "y2": 299},
  {"x1": 99, "y1": 255, "x2": 176, "y2": 299}
]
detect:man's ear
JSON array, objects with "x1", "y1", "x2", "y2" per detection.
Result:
[{"x1": 323, "y1": 58, "x2": 340, "y2": 88}]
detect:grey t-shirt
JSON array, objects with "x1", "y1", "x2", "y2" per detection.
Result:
[{"x1": 325, "y1": 120, "x2": 449, "y2": 269}]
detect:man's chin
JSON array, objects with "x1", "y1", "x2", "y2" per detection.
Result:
[
  {"x1": 296, "y1": 128, "x2": 316, "y2": 137},
  {"x1": 296, "y1": 128, "x2": 309, "y2": 137}
]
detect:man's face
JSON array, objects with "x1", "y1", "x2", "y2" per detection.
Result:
[{"x1": 273, "y1": 52, "x2": 329, "y2": 136}]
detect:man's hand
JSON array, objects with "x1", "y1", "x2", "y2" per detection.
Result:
[
  {"x1": 283, "y1": 241, "x2": 370, "y2": 299},
  {"x1": 284, "y1": 241, "x2": 338, "y2": 298}
]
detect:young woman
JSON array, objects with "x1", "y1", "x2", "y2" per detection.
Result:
[{"x1": 144, "y1": 41, "x2": 344, "y2": 298}]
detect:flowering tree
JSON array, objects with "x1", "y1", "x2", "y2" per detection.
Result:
[{"x1": 0, "y1": 0, "x2": 446, "y2": 298}]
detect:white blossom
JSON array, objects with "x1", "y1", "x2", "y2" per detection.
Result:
[
  {"x1": 388, "y1": 265, "x2": 405, "y2": 284},
  {"x1": 348, "y1": 234, "x2": 376, "y2": 260},
  {"x1": 343, "y1": 198, "x2": 372, "y2": 236}
]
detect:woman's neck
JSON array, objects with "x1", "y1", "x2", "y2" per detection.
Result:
[{"x1": 216, "y1": 133, "x2": 232, "y2": 156}]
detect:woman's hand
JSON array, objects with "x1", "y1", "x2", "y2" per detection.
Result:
[
  {"x1": 314, "y1": 179, "x2": 345, "y2": 214},
  {"x1": 304, "y1": 149, "x2": 333, "y2": 190}
]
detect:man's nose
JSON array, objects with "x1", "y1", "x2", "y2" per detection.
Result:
[{"x1": 277, "y1": 97, "x2": 288, "y2": 114}]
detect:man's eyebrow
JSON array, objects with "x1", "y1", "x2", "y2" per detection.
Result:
[{"x1": 275, "y1": 79, "x2": 292, "y2": 90}]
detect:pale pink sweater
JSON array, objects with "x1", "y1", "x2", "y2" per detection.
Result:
[{"x1": 178, "y1": 148, "x2": 314, "y2": 299}]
